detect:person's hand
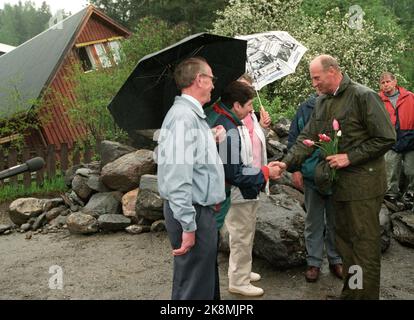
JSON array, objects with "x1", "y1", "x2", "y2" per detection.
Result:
[
  {"x1": 259, "y1": 107, "x2": 271, "y2": 128},
  {"x1": 211, "y1": 125, "x2": 226, "y2": 143},
  {"x1": 267, "y1": 161, "x2": 286, "y2": 180},
  {"x1": 292, "y1": 171, "x2": 303, "y2": 191},
  {"x1": 268, "y1": 161, "x2": 287, "y2": 170},
  {"x1": 326, "y1": 154, "x2": 350, "y2": 169},
  {"x1": 172, "y1": 231, "x2": 195, "y2": 256}
]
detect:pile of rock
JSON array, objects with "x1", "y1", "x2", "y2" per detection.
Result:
[
  {"x1": 4, "y1": 140, "x2": 166, "y2": 237},
  {"x1": 1, "y1": 118, "x2": 414, "y2": 269}
]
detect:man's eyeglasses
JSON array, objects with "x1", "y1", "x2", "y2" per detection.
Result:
[{"x1": 200, "y1": 73, "x2": 218, "y2": 84}]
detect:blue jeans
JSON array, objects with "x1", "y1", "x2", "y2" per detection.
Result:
[{"x1": 304, "y1": 184, "x2": 342, "y2": 267}]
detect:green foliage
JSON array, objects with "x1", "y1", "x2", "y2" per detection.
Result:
[
  {"x1": 0, "y1": 77, "x2": 44, "y2": 149},
  {"x1": 90, "y1": 0, "x2": 229, "y2": 32},
  {"x1": 65, "y1": 16, "x2": 190, "y2": 144},
  {"x1": 0, "y1": 176, "x2": 67, "y2": 203},
  {"x1": 0, "y1": 1, "x2": 52, "y2": 46},
  {"x1": 212, "y1": 0, "x2": 407, "y2": 120}
]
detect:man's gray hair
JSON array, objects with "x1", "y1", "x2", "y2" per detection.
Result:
[
  {"x1": 174, "y1": 57, "x2": 208, "y2": 90},
  {"x1": 318, "y1": 54, "x2": 341, "y2": 72}
]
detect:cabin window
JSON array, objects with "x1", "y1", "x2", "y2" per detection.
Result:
[
  {"x1": 78, "y1": 46, "x2": 96, "y2": 71},
  {"x1": 107, "y1": 40, "x2": 121, "y2": 64},
  {"x1": 94, "y1": 43, "x2": 112, "y2": 68}
]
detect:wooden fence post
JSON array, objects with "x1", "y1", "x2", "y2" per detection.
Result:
[
  {"x1": 0, "y1": 149, "x2": 4, "y2": 187},
  {"x1": 84, "y1": 141, "x2": 92, "y2": 163},
  {"x1": 72, "y1": 143, "x2": 80, "y2": 166},
  {"x1": 46, "y1": 144, "x2": 56, "y2": 180},
  {"x1": 60, "y1": 143, "x2": 69, "y2": 176}
]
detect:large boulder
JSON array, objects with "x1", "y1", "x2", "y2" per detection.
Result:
[
  {"x1": 220, "y1": 194, "x2": 306, "y2": 269},
  {"x1": 99, "y1": 140, "x2": 136, "y2": 167},
  {"x1": 9, "y1": 198, "x2": 45, "y2": 226},
  {"x1": 101, "y1": 150, "x2": 156, "y2": 192},
  {"x1": 254, "y1": 194, "x2": 306, "y2": 268},
  {"x1": 83, "y1": 192, "x2": 123, "y2": 217},
  {"x1": 66, "y1": 212, "x2": 99, "y2": 234},
  {"x1": 391, "y1": 211, "x2": 414, "y2": 248},
  {"x1": 98, "y1": 214, "x2": 131, "y2": 232}
]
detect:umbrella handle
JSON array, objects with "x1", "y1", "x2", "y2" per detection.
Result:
[{"x1": 255, "y1": 89, "x2": 265, "y2": 111}]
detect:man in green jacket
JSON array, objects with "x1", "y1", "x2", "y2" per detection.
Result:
[{"x1": 283, "y1": 55, "x2": 396, "y2": 299}]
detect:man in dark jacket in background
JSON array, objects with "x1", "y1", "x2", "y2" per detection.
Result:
[
  {"x1": 288, "y1": 91, "x2": 342, "y2": 283},
  {"x1": 282, "y1": 55, "x2": 396, "y2": 299},
  {"x1": 379, "y1": 72, "x2": 414, "y2": 205}
]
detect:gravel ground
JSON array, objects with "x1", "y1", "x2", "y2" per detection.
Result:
[{"x1": 1, "y1": 214, "x2": 413, "y2": 300}]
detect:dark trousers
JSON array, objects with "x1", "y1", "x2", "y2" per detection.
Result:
[
  {"x1": 334, "y1": 196, "x2": 383, "y2": 300},
  {"x1": 164, "y1": 201, "x2": 218, "y2": 300}
]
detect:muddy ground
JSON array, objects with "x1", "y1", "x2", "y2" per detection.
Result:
[{"x1": 0, "y1": 205, "x2": 413, "y2": 300}]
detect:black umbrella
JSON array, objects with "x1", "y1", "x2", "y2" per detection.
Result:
[{"x1": 108, "y1": 33, "x2": 247, "y2": 132}]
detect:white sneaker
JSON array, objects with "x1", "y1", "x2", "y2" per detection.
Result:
[
  {"x1": 228, "y1": 284, "x2": 264, "y2": 297},
  {"x1": 250, "y1": 272, "x2": 261, "y2": 282}
]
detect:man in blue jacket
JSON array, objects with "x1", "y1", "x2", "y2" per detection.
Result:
[
  {"x1": 157, "y1": 57, "x2": 226, "y2": 300},
  {"x1": 288, "y1": 91, "x2": 343, "y2": 283}
]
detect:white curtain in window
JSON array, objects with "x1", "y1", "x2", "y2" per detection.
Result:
[
  {"x1": 94, "y1": 43, "x2": 112, "y2": 68},
  {"x1": 108, "y1": 41, "x2": 121, "y2": 64},
  {"x1": 85, "y1": 46, "x2": 97, "y2": 70}
]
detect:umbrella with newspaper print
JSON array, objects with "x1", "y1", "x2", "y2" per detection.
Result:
[{"x1": 237, "y1": 31, "x2": 307, "y2": 91}]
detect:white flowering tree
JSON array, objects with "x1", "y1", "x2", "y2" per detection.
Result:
[{"x1": 212, "y1": 0, "x2": 407, "y2": 116}]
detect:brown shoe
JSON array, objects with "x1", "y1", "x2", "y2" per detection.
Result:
[
  {"x1": 329, "y1": 263, "x2": 343, "y2": 280},
  {"x1": 305, "y1": 266, "x2": 320, "y2": 282}
]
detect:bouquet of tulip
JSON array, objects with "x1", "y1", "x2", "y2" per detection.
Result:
[{"x1": 303, "y1": 119, "x2": 342, "y2": 182}]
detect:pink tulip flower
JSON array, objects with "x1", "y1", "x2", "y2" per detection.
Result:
[
  {"x1": 318, "y1": 133, "x2": 331, "y2": 142},
  {"x1": 303, "y1": 139, "x2": 315, "y2": 147},
  {"x1": 333, "y1": 119, "x2": 340, "y2": 131}
]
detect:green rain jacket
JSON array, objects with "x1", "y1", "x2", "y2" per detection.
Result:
[{"x1": 283, "y1": 74, "x2": 396, "y2": 201}]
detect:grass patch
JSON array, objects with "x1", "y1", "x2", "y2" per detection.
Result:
[{"x1": 0, "y1": 176, "x2": 68, "y2": 203}]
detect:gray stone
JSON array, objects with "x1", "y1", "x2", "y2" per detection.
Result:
[
  {"x1": 83, "y1": 192, "x2": 123, "y2": 216},
  {"x1": 150, "y1": 220, "x2": 166, "y2": 232},
  {"x1": 266, "y1": 139, "x2": 287, "y2": 160},
  {"x1": 270, "y1": 184, "x2": 304, "y2": 209},
  {"x1": 98, "y1": 214, "x2": 131, "y2": 231},
  {"x1": 86, "y1": 175, "x2": 111, "y2": 193},
  {"x1": 101, "y1": 149, "x2": 156, "y2": 192},
  {"x1": 42, "y1": 198, "x2": 65, "y2": 212},
  {"x1": 0, "y1": 224, "x2": 12, "y2": 234},
  {"x1": 20, "y1": 223, "x2": 31, "y2": 232},
  {"x1": 391, "y1": 211, "x2": 414, "y2": 248},
  {"x1": 125, "y1": 225, "x2": 150, "y2": 234},
  {"x1": 65, "y1": 162, "x2": 101, "y2": 187},
  {"x1": 49, "y1": 215, "x2": 68, "y2": 228},
  {"x1": 221, "y1": 194, "x2": 306, "y2": 269},
  {"x1": 135, "y1": 189, "x2": 163, "y2": 221},
  {"x1": 9, "y1": 198, "x2": 45, "y2": 226},
  {"x1": 272, "y1": 117, "x2": 291, "y2": 137},
  {"x1": 32, "y1": 212, "x2": 47, "y2": 231},
  {"x1": 379, "y1": 205, "x2": 392, "y2": 253},
  {"x1": 139, "y1": 175, "x2": 159, "y2": 193},
  {"x1": 72, "y1": 175, "x2": 94, "y2": 202},
  {"x1": 45, "y1": 206, "x2": 67, "y2": 221},
  {"x1": 99, "y1": 140, "x2": 136, "y2": 167},
  {"x1": 66, "y1": 212, "x2": 99, "y2": 234},
  {"x1": 69, "y1": 191, "x2": 85, "y2": 207},
  {"x1": 254, "y1": 194, "x2": 306, "y2": 268}
]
